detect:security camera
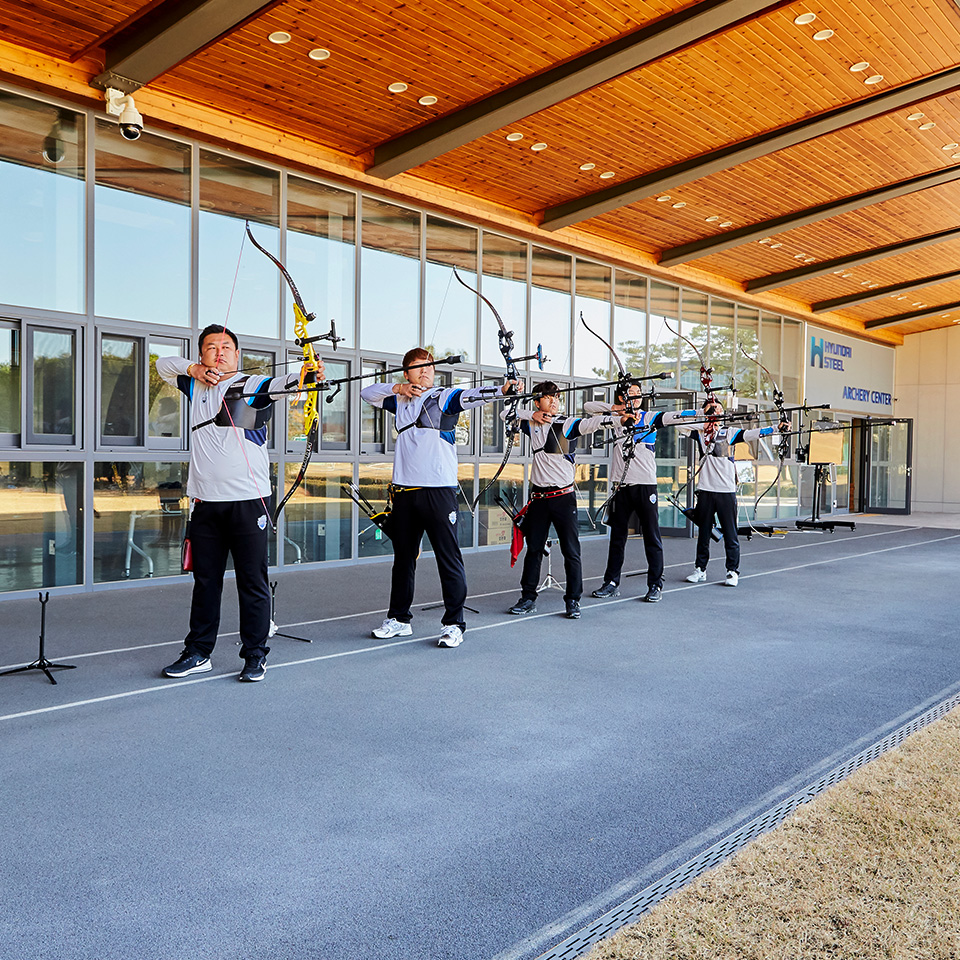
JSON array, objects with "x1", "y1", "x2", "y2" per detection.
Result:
[{"x1": 105, "y1": 87, "x2": 143, "y2": 141}]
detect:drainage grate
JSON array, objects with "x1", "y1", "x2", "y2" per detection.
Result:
[{"x1": 537, "y1": 691, "x2": 960, "y2": 960}]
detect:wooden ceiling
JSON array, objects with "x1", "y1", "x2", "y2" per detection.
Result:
[{"x1": 4, "y1": 0, "x2": 960, "y2": 339}]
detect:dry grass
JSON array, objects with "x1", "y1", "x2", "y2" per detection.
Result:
[{"x1": 584, "y1": 707, "x2": 960, "y2": 960}]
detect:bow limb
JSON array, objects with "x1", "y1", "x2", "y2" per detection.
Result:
[{"x1": 664, "y1": 319, "x2": 713, "y2": 399}]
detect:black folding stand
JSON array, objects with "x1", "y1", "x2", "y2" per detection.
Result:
[
  {"x1": 268, "y1": 581, "x2": 312, "y2": 642},
  {"x1": 795, "y1": 463, "x2": 857, "y2": 533},
  {"x1": 0, "y1": 592, "x2": 76, "y2": 685}
]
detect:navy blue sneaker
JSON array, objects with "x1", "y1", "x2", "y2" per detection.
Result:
[
  {"x1": 239, "y1": 655, "x2": 267, "y2": 682},
  {"x1": 162, "y1": 649, "x2": 212, "y2": 678}
]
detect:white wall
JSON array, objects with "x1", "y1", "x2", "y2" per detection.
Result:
[{"x1": 894, "y1": 325, "x2": 960, "y2": 513}]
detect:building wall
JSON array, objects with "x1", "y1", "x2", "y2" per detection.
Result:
[{"x1": 894, "y1": 325, "x2": 960, "y2": 513}]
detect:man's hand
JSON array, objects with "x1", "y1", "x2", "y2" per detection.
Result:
[
  {"x1": 531, "y1": 410, "x2": 553, "y2": 425},
  {"x1": 501, "y1": 379, "x2": 520, "y2": 395},
  {"x1": 394, "y1": 382, "x2": 424, "y2": 398},
  {"x1": 190, "y1": 363, "x2": 222, "y2": 385},
  {"x1": 301, "y1": 358, "x2": 326, "y2": 381}
]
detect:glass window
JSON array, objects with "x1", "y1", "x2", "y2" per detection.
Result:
[
  {"x1": 735, "y1": 307, "x2": 760, "y2": 398},
  {"x1": 648, "y1": 281, "x2": 679, "y2": 381},
  {"x1": 575, "y1": 260, "x2": 612, "y2": 380},
  {"x1": 29, "y1": 326, "x2": 76, "y2": 443},
  {"x1": 241, "y1": 347, "x2": 275, "y2": 447},
  {"x1": 321, "y1": 358, "x2": 349, "y2": 449},
  {"x1": 0, "y1": 93, "x2": 84, "y2": 314},
  {"x1": 760, "y1": 312, "x2": 782, "y2": 403},
  {"x1": 95, "y1": 122, "x2": 190, "y2": 325},
  {"x1": 708, "y1": 297, "x2": 735, "y2": 401},
  {"x1": 357, "y1": 461, "x2": 394, "y2": 558},
  {"x1": 456, "y1": 465, "x2": 475, "y2": 549},
  {"x1": 199, "y1": 151, "x2": 280, "y2": 338},
  {"x1": 287, "y1": 177, "x2": 356, "y2": 347},
  {"x1": 0, "y1": 322, "x2": 21, "y2": 440},
  {"x1": 679, "y1": 291, "x2": 708, "y2": 393},
  {"x1": 614, "y1": 272, "x2": 646, "y2": 377},
  {"x1": 424, "y1": 216, "x2": 478, "y2": 362},
  {"x1": 0, "y1": 461, "x2": 83, "y2": 590},
  {"x1": 282, "y1": 462, "x2": 352, "y2": 563},
  {"x1": 480, "y1": 233, "x2": 527, "y2": 369},
  {"x1": 100, "y1": 334, "x2": 141, "y2": 444},
  {"x1": 782, "y1": 318, "x2": 802, "y2": 405},
  {"x1": 576, "y1": 463, "x2": 608, "y2": 537},
  {"x1": 360, "y1": 360, "x2": 387, "y2": 451},
  {"x1": 477, "y1": 463, "x2": 524, "y2": 546},
  {"x1": 531, "y1": 246, "x2": 571, "y2": 376},
  {"x1": 360, "y1": 197, "x2": 420, "y2": 355},
  {"x1": 93, "y1": 461, "x2": 188, "y2": 582}
]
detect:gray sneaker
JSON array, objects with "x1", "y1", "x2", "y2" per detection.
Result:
[
  {"x1": 162, "y1": 649, "x2": 212, "y2": 678},
  {"x1": 508, "y1": 598, "x2": 537, "y2": 615},
  {"x1": 642, "y1": 585, "x2": 662, "y2": 603},
  {"x1": 591, "y1": 582, "x2": 620, "y2": 599}
]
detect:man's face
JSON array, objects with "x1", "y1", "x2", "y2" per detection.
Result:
[
  {"x1": 536, "y1": 391, "x2": 560, "y2": 415},
  {"x1": 199, "y1": 332, "x2": 239, "y2": 373},
  {"x1": 404, "y1": 358, "x2": 435, "y2": 389}
]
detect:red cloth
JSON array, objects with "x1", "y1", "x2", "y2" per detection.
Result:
[{"x1": 509, "y1": 503, "x2": 530, "y2": 567}]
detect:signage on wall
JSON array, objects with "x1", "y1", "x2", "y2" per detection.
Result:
[{"x1": 805, "y1": 325, "x2": 895, "y2": 415}]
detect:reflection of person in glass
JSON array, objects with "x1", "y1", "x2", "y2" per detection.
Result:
[
  {"x1": 680, "y1": 397, "x2": 789, "y2": 587},
  {"x1": 150, "y1": 396, "x2": 180, "y2": 437},
  {"x1": 156, "y1": 325, "x2": 324, "y2": 683},
  {"x1": 360, "y1": 348, "x2": 514, "y2": 648},
  {"x1": 507, "y1": 383, "x2": 624, "y2": 620},
  {"x1": 584, "y1": 384, "x2": 694, "y2": 603}
]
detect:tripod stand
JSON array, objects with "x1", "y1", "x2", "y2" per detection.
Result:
[
  {"x1": 537, "y1": 539, "x2": 564, "y2": 592},
  {"x1": 268, "y1": 581, "x2": 313, "y2": 642},
  {"x1": 0, "y1": 593, "x2": 76, "y2": 685}
]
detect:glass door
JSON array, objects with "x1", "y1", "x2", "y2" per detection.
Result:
[
  {"x1": 862, "y1": 419, "x2": 913, "y2": 514},
  {"x1": 645, "y1": 390, "x2": 697, "y2": 536}
]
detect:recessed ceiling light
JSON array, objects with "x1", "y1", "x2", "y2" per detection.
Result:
[
  {"x1": 912, "y1": 302, "x2": 923, "y2": 306},
  {"x1": 920, "y1": 122, "x2": 937, "y2": 130},
  {"x1": 896, "y1": 296, "x2": 906, "y2": 300},
  {"x1": 268, "y1": 31, "x2": 292, "y2": 44},
  {"x1": 656, "y1": 195, "x2": 672, "y2": 202},
  {"x1": 868, "y1": 284, "x2": 879, "y2": 288},
  {"x1": 841, "y1": 273, "x2": 853, "y2": 278},
  {"x1": 942, "y1": 143, "x2": 959, "y2": 150},
  {"x1": 418, "y1": 95, "x2": 438, "y2": 106},
  {"x1": 719, "y1": 221, "x2": 733, "y2": 227},
  {"x1": 849, "y1": 62, "x2": 870, "y2": 72},
  {"x1": 308, "y1": 48, "x2": 331, "y2": 60},
  {"x1": 706, "y1": 215, "x2": 721, "y2": 222},
  {"x1": 907, "y1": 113, "x2": 925, "y2": 121},
  {"x1": 804, "y1": 257, "x2": 816, "y2": 263},
  {"x1": 770, "y1": 243, "x2": 783, "y2": 249},
  {"x1": 833, "y1": 269, "x2": 845, "y2": 274},
  {"x1": 942, "y1": 313, "x2": 951, "y2": 317},
  {"x1": 599, "y1": 171, "x2": 616, "y2": 179},
  {"x1": 794, "y1": 253, "x2": 807, "y2": 260},
  {"x1": 813, "y1": 29, "x2": 835, "y2": 40},
  {"x1": 760, "y1": 238, "x2": 772, "y2": 244},
  {"x1": 505, "y1": 133, "x2": 524, "y2": 142},
  {"x1": 860, "y1": 280, "x2": 871, "y2": 285},
  {"x1": 794, "y1": 13, "x2": 817, "y2": 24},
  {"x1": 531, "y1": 142, "x2": 548, "y2": 151},
  {"x1": 387, "y1": 82, "x2": 408, "y2": 93},
  {"x1": 672, "y1": 201, "x2": 686, "y2": 208},
  {"x1": 579, "y1": 163, "x2": 595, "y2": 171},
  {"x1": 864, "y1": 74, "x2": 884, "y2": 84},
  {"x1": 953, "y1": 154, "x2": 960, "y2": 160}
]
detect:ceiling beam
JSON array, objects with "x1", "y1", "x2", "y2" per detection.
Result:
[
  {"x1": 658, "y1": 165, "x2": 960, "y2": 267},
  {"x1": 366, "y1": 0, "x2": 784, "y2": 180},
  {"x1": 744, "y1": 227, "x2": 960, "y2": 293},
  {"x1": 864, "y1": 301, "x2": 960, "y2": 330},
  {"x1": 540, "y1": 65, "x2": 960, "y2": 230},
  {"x1": 811, "y1": 270, "x2": 960, "y2": 313},
  {"x1": 90, "y1": 0, "x2": 276, "y2": 94}
]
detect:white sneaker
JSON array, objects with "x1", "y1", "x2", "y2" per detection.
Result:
[
  {"x1": 725, "y1": 571, "x2": 739, "y2": 587},
  {"x1": 686, "y1": 567, "x2": 706, "y2": 583},
  {"x1": 372, "y1": 618, "x2": 413, "y2": 639},
  {"x1": 437, "y1": 624, "x2": 464, "y2": 648}
]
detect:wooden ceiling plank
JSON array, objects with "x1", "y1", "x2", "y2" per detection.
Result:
[
  {"x1": 811, "y1": 268, "x2": 960, "y2": 312},
  {"x1": 366, "y1": 0, "x2": 784, "y2": 180},
  {"x1": 864, "y1": 299, "x2": 960, "y2": 329},
  {"x1": 540, "y1": 64, "x2": 960, "y2": 230},
  {"x1": 91, "y1": 0, "x2": 278, "y2": 93},
  {"x1": 745, "y1": 227, "x2": 960, "y2": 293},
  {"x1": 659, "y1": 165, "x2": 960, "y2": 267}
]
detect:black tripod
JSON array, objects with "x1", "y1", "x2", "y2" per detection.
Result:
[
  {"x1": 0, "y1": 593, "x2": 76, "y2": 685},
  {"x1": 268, "y1": 581, "x2": 312, "y2": 642}
]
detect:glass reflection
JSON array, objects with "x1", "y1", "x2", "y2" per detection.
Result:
[
  {"x1": 782, "y1": 318, "x2": 802, "y2": 405},
  {"x1": 575, "y1": 463, "x2": 607, "y2": 537},
  {"x1": 477, "y1": 463, "x2": 524, "y2": 546},
  {"x1": 360, "y1": 198, "x2": 420, "y2": 355},
  {"x1": 481, "y1": 234, "x2": 527, "y2": 368},
  {"x1": 707, "y1": 297, "x2": 735, "y2": 401},
  {"x1": 648, "y1": 281, "x2": 679, "y2": 380},
  {"x1": 282, "y1": 462, "x2": 352, "y2": 563},
  {"x1": 241, "y1": 348, "x2": 274, "y2": 447},
  {"x1": 287, "y1": 177, "x2": 355, "y2": 347},
  {"x1": 425, "y1": 216, "x2": 477, "y2": 362},
  {"x1": 0, "y1": 461, "x2": 83, "y2": 590},
  {"x1": 95, "y1": 122, "x2": 190, "y2": 324},
  {"x1": 735, "y1": 307, "x2": 760, "y2": 398},
  {"x1": 0, "y1": 326, "x2": 21, "y2": 436},
  {"x1": 531, "y1": 246, "x2": 571, "y2": 375},
  {"x1": 679, "y1": 291, "x2": 708, "y2": 392},
  {"x1": 760, "y1": 313, "x2": 782, "y2": 403},
  {"x1": 0, "y1": 93, "x2": 84, "y2": 313},
  {"x1": 199, "y1": 151, "x2": 280, "y2": 338},
  {"x1": 101, "y1": 335, "x2": 141, "y2": 441},
  {"x1": 357, "y1": 462, "x2": 394, "y2": 558},
  {"x1": 32, "y1": 328, "x2": 75, "y2": 441},
  {"x1": 614, "y1": 272, "x2": 647, "y2": 377},
  {"x1": 575, "y1": 261, "x2": 612, "y2": 380}
]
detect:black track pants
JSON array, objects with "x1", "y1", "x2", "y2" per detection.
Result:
[
  {"x1": 519, "y1": 490, "x2": 582, "y2": 603},
  {"x1": 185, "y1": 498, "x2": 271, "y2": 660},
  {"x1": 603, "y1": 483, "x2": 664, "y2": 588},
  {"x1": 388, "y1": 487, "x2": 467, "y2": 630},
  {"x1": 694, "y1": 489, "x2": 740, "y2": 573}
]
